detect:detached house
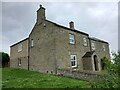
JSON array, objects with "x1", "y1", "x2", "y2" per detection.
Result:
[{"x1": 10, "y1": 5, "x2": 110, "y2": 74}]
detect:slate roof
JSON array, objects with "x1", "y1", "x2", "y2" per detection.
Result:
[
  {"x1": 82, "y1": 51, "x2": 95, "y2": 58},
  {"x1": 89, "y1": 37, "x2": 108, "y2": 44}
]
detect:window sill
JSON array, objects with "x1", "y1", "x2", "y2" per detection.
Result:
[
  {"x1": 72, "y1": 66, "x2": 77, "y2": 68},
  {"x1": 83, "y1": 45, "x2": 87, "y2": 47},
  {"x1": 69, "y1": 43, "x2": 75, "y2": 45},
  {"x1": 18, "y1": 64, "x2": 21, "y2": 67},
  {"x1": 18, "y1": 50, "x2": 22, "y2": 53}
]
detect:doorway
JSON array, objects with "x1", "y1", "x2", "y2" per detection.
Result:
[{"x1": 93, "y1": 55, "x2": 99, "y2": 71}]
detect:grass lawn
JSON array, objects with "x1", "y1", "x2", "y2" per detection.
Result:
[{"x1": 2, "y1": 68, "x2": 90, "y2": 88}]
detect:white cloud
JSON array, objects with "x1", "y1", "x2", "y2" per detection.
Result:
[{"x1": 88, "y1": 7, "x2": 106, "y2": 17}]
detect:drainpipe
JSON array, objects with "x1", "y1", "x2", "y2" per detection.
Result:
[
  {"x1": 54, "y1": 32, "x2": 57, "y2": 74},
  {"x1": 89, "y1": 38, "x2": 92, "y2": 51},
  {"x1": 28, "y1": 38, "x2": 30, "y2": 71},
  {"x1": 28, "y1": 56, "x2": 29, "y2": 70}
]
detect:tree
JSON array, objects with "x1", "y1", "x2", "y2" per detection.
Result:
[
  {"x1": 91, "y1": 52, "x2": 120, "y2": 88},
  {"x1": 0, "y1": 52, "x2": 10, "y2": 67},
  {"x1": 101, "y1": 57, "x2": 107, "y2": 70}
]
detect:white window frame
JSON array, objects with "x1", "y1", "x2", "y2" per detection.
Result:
[
  {"x1": 18, "y1": 59, "x2": 21, "y2": 66},
  {"x1": 91, "y1": 42, "x2": 95, "y2": 50},
  {"x1": 83, "y1": 37, "x2": 87, "y2": 46},
  {"x1": 31, "y1": 39, "x2": 34, "y2": 47},
  {"x1": 103, "y1": 45, "x2": 105, "y2": 51},
  {"x1": 69, "y1": 34, "x2": 75, "y2": 44},
  {"x1": 70, "y1": 55, "x2": 77, "y2": 67},
  {"x1": 18, "y1": 44, "x2": 22, "y2": 52}
]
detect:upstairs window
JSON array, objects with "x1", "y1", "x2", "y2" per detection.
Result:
[
  {"x1": 31, "y1": 39, "x2": 34, "y2": 47},
  {"x1": 69, "y1": 34, "x2": 75, "y2": 44},
  {"x1": 91, "y1": 42, "x2": 95, "y2": 50},
  {"x1": 18, "y1": 44, "x2": 22, "y2": 52},
  {"x1": 70, "y1": 55, "x2": 77, "y2": 67},
  {"x1": 103, "y1": 45, "x2": 105, "y2": 51},
  {"x1": 83, "y1": 37, "x2": 87, "y2": 46}
]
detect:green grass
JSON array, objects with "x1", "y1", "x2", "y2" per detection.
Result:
[{"x1": 2, "y1": 68, "x2": 90, "y2": 88}]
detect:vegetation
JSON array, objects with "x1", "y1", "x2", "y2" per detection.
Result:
[
  {"x1": 2, "y1": 52, "x2": 119, "y2": 88},
  {"x1": 101, "y1": 57, "x2": 106, "y2": 70},
  {"x1": 2, "y1": 68, "x2": 90, "y2": 88},
  {"x1": 91, "y1": 52, "x2": 120, "y2": 88},
  {"x1": 0, "y1": 52, "x2": 10, "y2": 67}
]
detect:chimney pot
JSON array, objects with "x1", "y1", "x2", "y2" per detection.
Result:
[
  {"x1": 69, "y1": 21, "x2": 74, "y2": 29},
  {"x1": 40, "y1": 5, "x2": 42, "y2": 8}
]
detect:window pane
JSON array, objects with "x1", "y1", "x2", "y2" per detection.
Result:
[
  {"x1": 70, "y1": 39, "x2": 74, "y2": 43},
  {"x1": 83, "y1": 38, "x2": 86, "y2": 42},
  {"x1": 18, "y1": 59, "x2": 21, "y2": 66},
  {"x1": 69, "y1": 34, "x2": 75, "y2": 44},
  {"x1": 20, "y1": 60, "x2": 21, "y2": 64},
  {"x1": 70, "y1": 55, "x2": 77, "y2": 67},
  {"x1": 18, "y1": 44, "x2": 22, "y2": 52},
  {"x1": 103, "y1": 45, "x2": 105, "y2": 51},
  {"x1": 83, "y1": 38, "x2": 87, "y2": 46},
  {"x1": 71, "y1": 61, "x2": 75, "y2": 66},
  {"x1": 91, "y1": 43, "x2": 95, "y2": 50},
  {"x1": 73, "y1": 56, "x2": 76, "y2": 60},
  {"x1": 69, "y1": 34, "x2": 73, "y2": 38},
  {"x1": 31, "y1": 39, "x2": 34, "y2": 47}
]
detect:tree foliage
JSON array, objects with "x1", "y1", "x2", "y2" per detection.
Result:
[
  {"x1": 0, "y1": 52, "x2": 10, "y2": 67},
  {"x1": 91, "y1": 52, "x2": 120, "y2": 88},
  {"x1": 101, "y1": 57, "x2": 107, "y2": 70}
]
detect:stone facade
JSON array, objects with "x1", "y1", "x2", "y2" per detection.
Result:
[
  {"x1": 10, "y1": 38, "x2": 28, "y2": 70},
  {"x1": 10, "y1": 5, "x2": 110, "y2": 74}
]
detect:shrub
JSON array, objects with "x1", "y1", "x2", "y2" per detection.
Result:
[
  {"x1": 90, "y1": 52, "x2": 120, "y2": 88},
  {"x1": 0, "y1": 52, "x2": 10, "y2": 67}
]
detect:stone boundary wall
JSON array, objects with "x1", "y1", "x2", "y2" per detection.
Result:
[{"x1": 57, "y1": 69, "x2": 106, "y2": 81}]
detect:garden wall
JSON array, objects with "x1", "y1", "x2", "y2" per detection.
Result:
[{"x1": 57, "y1": 69, "x2": 106, "y2": 81}]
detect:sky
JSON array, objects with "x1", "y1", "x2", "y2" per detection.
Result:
[{"x1": 1, "y1": 1, "x2": 118, "y2": 55}]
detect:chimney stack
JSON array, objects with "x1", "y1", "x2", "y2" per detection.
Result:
[
  {"x1": 69, "y1": 21, "x2": 74, "y2": 29},
  {"x1": 37, "y1": 5, "x2": 46, "y2": 24}
]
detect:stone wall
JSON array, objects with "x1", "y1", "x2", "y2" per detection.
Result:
[
  {"x1": 10, "y1": 38, "x2": 28, "y2": 70},
  {"x1": 54, "y1": 24, "x2": 90, "y2": 71},
  {"x1": 29, "y1": 21, "x2": 57, "y2": 74},
  {"x1": 90, "y1": 39, "x2": 110, "y2": 60},
  {"x1": 82, "y1": 57, "x2": 93, "y2": 71},
  {"x1": 57, "y1": 69, "x2": 105, "y2": 81}
]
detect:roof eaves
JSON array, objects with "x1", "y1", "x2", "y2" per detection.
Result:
[
  {"x1": 82, "y1": 51, "x2": 95, "y2": 58},
  {"x1": 89, "y1": 37, "x2": 108, "y2": 44}
]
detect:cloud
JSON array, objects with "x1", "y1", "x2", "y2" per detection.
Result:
[
  {"x1": 118, "y1": 2, "x2": 120, "y2": 51},
  {"x1": 2, "y1": 2, "x2": 38, "y2": 54},
  {"x1": 2, "y1": 2, "x2": 118, "y2": 55},
  {"x1": 85, "y1": 2, "x2": 118, "y2": 53}
]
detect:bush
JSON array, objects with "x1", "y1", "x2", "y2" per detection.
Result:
[
  {"x1": 101, "y1": 57, "x2": 108, "y2": 70},
  {"x1": 0, "y1": 52, "x2": 10, "y2": 67},
  {"x1": 90, "y1": 52, "x2": 120, "y2": 88}
]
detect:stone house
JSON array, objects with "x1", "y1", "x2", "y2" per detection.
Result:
[{"x1": 10, "y1": 5, "x2": 110, "y2": 74}]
